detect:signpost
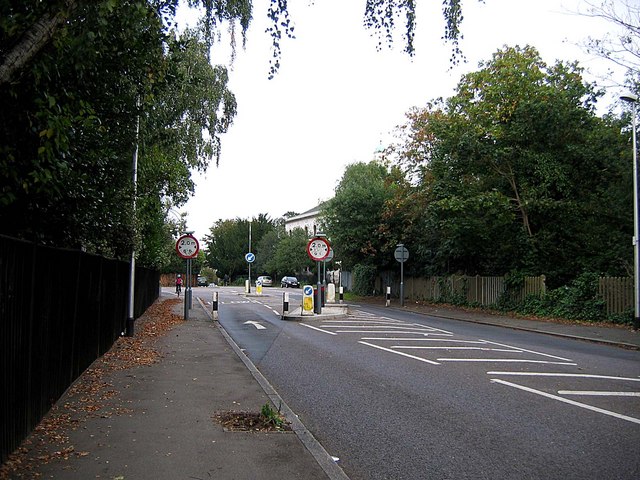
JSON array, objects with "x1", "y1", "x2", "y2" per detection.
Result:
[
  {"x1": 245, "y1": 252, "x2": 255, "y2": 293},
  {"x1": 394, "y1": 244, "x2": 409, "y2": 307},
  {"x1": 176, "y1": 233, "x2": 200, "y2": 319},
  {"x1": 307, "y1": 235, "x2": 331, "y2": 314}
]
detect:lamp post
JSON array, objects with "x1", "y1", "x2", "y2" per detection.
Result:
[
  {"x1": 126, "y1": 97, "x2": 140, "y2": 337},
  {"x1": 621, "y1": 93, "x2": 639, "y2": 330}
]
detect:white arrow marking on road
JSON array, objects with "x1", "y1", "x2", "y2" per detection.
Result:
[{"x1": 244, "y1": 320, "x2": 266, "y2": 330}]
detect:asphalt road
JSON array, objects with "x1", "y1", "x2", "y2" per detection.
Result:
[{"x1": 197, "y1": 286, "x2": 640, "y2": 480}]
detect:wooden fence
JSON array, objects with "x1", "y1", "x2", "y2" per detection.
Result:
[
  {"x1": 379, "y1": 274, "x2": 633, "y2": 315},
  {"x1": 390, "y1": 275, "x2": 546, "y2": 306},
  {"x1": 599, "y1": 277, "x2": 634, "y2": 315}
]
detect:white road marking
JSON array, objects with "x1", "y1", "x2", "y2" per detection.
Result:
[
  {"x1": 358, "y1": 341, "x2": 441, "y2": 365},
  {"x1": 329, "y1": 318, "x2": 404, "y2": 324},
  {"x1": 361, "y1": 337, "x2": 479, "y2": 342},
  {"x1": 324, "y1": 325, "x2": 436, "y2": 331},
  {"x1": 410, "y1": 323, "x2": 453, "y2": 334},
  {"x1": 439, "y1": 358, "x2": 577, "y2": 365},
  {"x1": 244, "y1": 320, "x2": 266, "y2": 330},
  {"x1": 336, "y1": 330, "x2": 445, "y2": 334},
  {"x1": 393, "y1": 346, "x2": 522, "y2": 352},
  {"x1": 557, "y1": 391, "x2": 640, "y2": 397},
  {"x1": 480, "y1": 339, "x2": 574, "y2": 362},
  {"x1": 487, "y1": 372, "x2": 640, "y2": 382},
  {"x1": 359, "y1": 336, "x2": 457, "y2": 341},
  {"x1": 491, "y1": 379, "x2": 640, "y2": 425},
  {"x1": 301, "y1": 324, "x2": 337, "y2": 335}
]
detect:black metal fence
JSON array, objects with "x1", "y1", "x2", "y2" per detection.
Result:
[{"x1": 0, "y1": 235, "x2": 159, "y2": 463}]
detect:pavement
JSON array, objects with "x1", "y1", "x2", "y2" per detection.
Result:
[{"x1": 4, "y1": 290, "x2": 638, "y2": 479}]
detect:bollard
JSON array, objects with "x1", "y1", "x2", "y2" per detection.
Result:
[
  {"x1": 282, "y1": 292, "x2": 289, "y2": 319},
  {"x1": 212, "y1": 291, "x2": 219, "y2": 320},
  {"x1": 385, "y1": 286, "x2": 391, "y2": 307},
  {"x1": 339, "y1": 286, "x2": 344, "y2": 304}
]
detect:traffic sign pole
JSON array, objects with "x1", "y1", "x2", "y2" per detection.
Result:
[
  {"x1": 245, "y1": 252, "x2": 255, "y2": 294},
  {"x1": 400, "y1": 256, "x2": 404, "y2": 307},
  {"x1": 176, "y1": 234, "x2": 200, "y2": 320},
  {"x1": 306, "y1": 236, "x2": 331, "y2": 315},
  {"x1": 395, "y1": 244, "x2": 409, "y2": 307}
]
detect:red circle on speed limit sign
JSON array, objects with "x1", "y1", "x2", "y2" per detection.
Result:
[{"x1": 176, "y1": 234, "x2": 199, "y2": 259}]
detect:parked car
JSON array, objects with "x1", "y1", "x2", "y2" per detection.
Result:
[
  {"x1": 256, "y1": 275, "x2": 273, "y2": 287},
  {"x1": 281, "y1": 276, "x2": 299, "y2": 288},
  {"x1": 197, "y1": 276, "x2": 208, "y2": 287}
]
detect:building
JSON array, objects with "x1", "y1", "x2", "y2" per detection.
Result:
[{"x1": 284, "y1": 203, "x2": 324, "y2": 235}]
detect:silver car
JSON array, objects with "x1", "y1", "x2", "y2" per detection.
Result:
[{"x1": 256, "y1": 275, "x2": 273, "y2": 287}]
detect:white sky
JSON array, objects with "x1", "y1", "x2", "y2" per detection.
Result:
[{"x1": 176, "y1": 0, "x2": 629, "y2": 241}]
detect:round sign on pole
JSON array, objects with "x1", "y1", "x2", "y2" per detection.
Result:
[
  {"x1": 176, "y1": 234, "x2": 199, "y2": 259},
  {"x1": 324, "y1": 248, "x2": 334, "y2": 263},
  {"x1": 245, "y1": 252, "x2": 255, "y2": 263},
  {"x1": 307, "y1": 237, "x2": 331, "y2": 261},
  {"x1": 394, "y1": 245, "x2": 409, "y2": 263}
]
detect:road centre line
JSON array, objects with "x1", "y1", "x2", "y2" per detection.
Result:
[
  {"x1": 393, "y1": 346, "x2": 522, "y2": 352},
  {"x1": 557, "y1": 391, "x2": 640, "y2": 397},
  {"x1": 487, "y1": 372, "x2": 640, "y2": 382},
  {"x1": 491, "y1": 379, "x2": 640, "y2": 425},
  {"x1": 358, "y1": 341, "x2": 441, "y2": 365},
  {"x1": 480, "y1": 339, "x2": 574, "y2": 362},
  {"x1": 439, "y1": 358, "x2": 577, "y2": 365},
  {"x1": 301, "y1": 324, "x2": 337, "y2": 335}
]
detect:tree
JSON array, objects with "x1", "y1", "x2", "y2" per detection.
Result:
[
  {"x1": 392, "y1": 45, "x2": 631, "y2": 284},
  {"x1": 0, "y1": 1, "x2": 235, "y2": 265},
  {"x1": 204, "y1": 218, "x2": 250, "y2": 280},
  {"x1": 203, "y1": 214, "x2": 275, "y2": 281},
  {"x1": 321, "y1": 161, "x2": 397, "y2": 269},
  {"x1": 265, "y1": 227, "x2": 314, "y2": 279}
]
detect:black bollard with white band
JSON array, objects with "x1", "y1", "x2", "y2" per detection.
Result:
[
  {"x1": 212, "y1": 291, "x2": 219, "y2": 320},
  {"x1": 282, "y1": 292, "x2": 289, "y2": 319}
]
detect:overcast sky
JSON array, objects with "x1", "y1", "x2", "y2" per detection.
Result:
[{"x1": 175, "y1": 0, "x2": 628, "y2": 240}]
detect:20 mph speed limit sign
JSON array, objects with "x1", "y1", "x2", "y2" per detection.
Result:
[{"x1": 176, "y1": 234, "x2": 199, "y2": 259}]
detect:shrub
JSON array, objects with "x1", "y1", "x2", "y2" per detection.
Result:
[
  {"x1": 513, "y1": 272, "x2": 606, "y2": 322},
  {"x1": 352, "y1": 264, "x2": 377, "y2": 296}
]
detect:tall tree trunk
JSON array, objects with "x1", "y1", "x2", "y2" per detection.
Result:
[
  {"x1": 508, "y1": 174, "x2": 533, "y2": 237},
  {"x1": 491, "y1": 158, "x2": 533, "y2": 237},
  {"x1": 0, "y1": 1, "x2": 77, "y2": 85}
]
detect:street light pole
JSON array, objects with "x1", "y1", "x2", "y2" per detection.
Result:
[
  {"x1": 126, "y1": 97, "x2": 140, "y2": 337},
  {"x1": 621, "y1": 93, "x2": 639, "y2": 330}
]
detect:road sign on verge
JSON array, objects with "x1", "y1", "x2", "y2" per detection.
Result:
[
  {"x1": 245, "y1": 252, "x2": 255, "y2": 263},
  {"x1": 176, "y1": 234, "x2": 199, "y2": 259},
  {"x1": 394, "y1": 245, "x2": 409, "y2": 263},
  {"x1": 307, "y1": 237, "x2": 331, "y2": 261}
]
